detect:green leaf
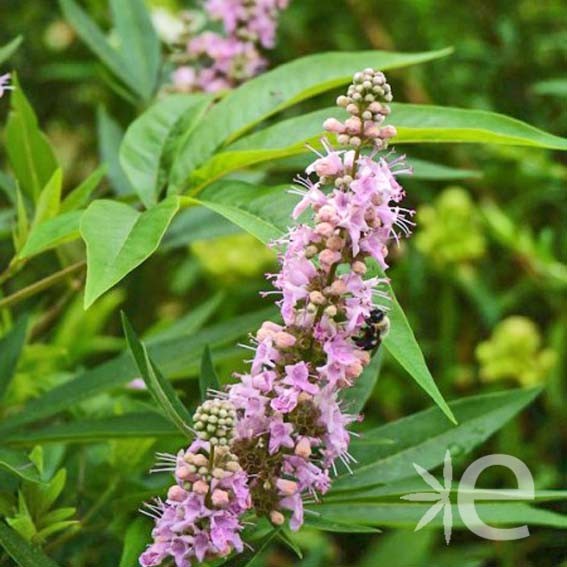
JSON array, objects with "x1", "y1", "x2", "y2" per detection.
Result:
[
  {"x1": 18, "y1": 212, "x2": 82, "y2": 260},
  {"x1": 0, "y1": 314, "x2": 28, "y2": 400},
  {"x1": 0, "y1": 36, "x2": 23, "y2": 65},
  {"x1": 60, "y1": 165, "x2": 107, "y2": 213},
  {"x1": 308, "y1": 502, "x2": 567, "y2": 530},
  {"x1": 381, "y1": 275, "x2": 455, "y2": 423},
  {"x1": 5, "y1": 75, "x2": 58, "y2": 201},
  {"x1": 358, "y1": 529, "x2": 434, "y2": 567},
  {"x1": 33, "y1": 169, "x2": 62, "y2": 226},
  {"x1": 4, "y1": 413, "x2": 179, "y2": 446},
  {"x1": 97, "y1": 107, "x2": 135, "y2": 196},
  {"x1": 303, "y1": 513, "x2": 379, "y2": 533},
  {"x1": 0, "y1": 307, "x2": 273, "y2": 435},
  {"x1": 533, "y1": 78, "x2": 567, "y2": 97},
  {"x1": 330, "y1": 388, "x2": 540, "y2": 492},
  {"x1": 410, "y1": 158, "x2": 481, "y2": 180},
  {"x1": 340, "y1": 351, "x2": 382, "y2": 415},
  {"x1": 184, "y1": 181, "x2": 292, "y2": 244},
  {"x1": 0, "y1": 521, "x2": 62, "y2": 567},
  {"x1": 119, "y1": 518, "x2": 151, "y2": 567},
  {"x1": 0, "y1": 448, "x2": 41, "y2": 483},
  {"x1": 80, "y1": 196, "x2": 180, "y2": 308},
  {"x1": 59, "y1": 0, "x2": 139, "y2": 97},
  {"x1": 199, "y1": 345, "x2": 221, "y2": 401},
  {"x1": 122, "y1": 312, "x2": 194, "y2": 436},
  {"x1": 389, "y1": 103, "x2": 567, "y2": 149},
  {"x1": 277, "y1": 529, "x2": 303, "y2": 559},
  {"x1": 109, "y1": 0, "x2": 160, "y2": 101},
  {"x1": 170, "y1": 48, "x2": 452, "y2": 189},
  {"x1": 221, "y1": 529, "x2": 279, "y2": 567},
  {"x1": 13, "y1": 189, "x2": 30, "y2": 252},
  {"x1": 120, "y1": 95, "x2": 210, "y2": 208}
]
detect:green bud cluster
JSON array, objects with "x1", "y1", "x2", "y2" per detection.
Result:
[
  {"x1": 476, "y1": 316, "x2": 556, "y2": 387},
  {"x1": 193, "y1": 399, "x2": 237, "y2": 446}
]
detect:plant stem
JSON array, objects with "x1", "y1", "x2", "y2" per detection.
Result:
[{"x1": 0, "y1": 261, "x2": 85, "y2": 311}]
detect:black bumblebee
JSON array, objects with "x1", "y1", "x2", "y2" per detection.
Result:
[{"x1": 353, "y1": 308, "x2": 390, "y2": 351}]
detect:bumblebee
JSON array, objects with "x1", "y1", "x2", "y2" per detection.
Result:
[{"x1": 353, "y1": 308, "x2": 390, "y2": 351}]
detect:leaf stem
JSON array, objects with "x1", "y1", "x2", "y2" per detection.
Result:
[{"x1": 0, "y1": 261, "x2": 85, "y2": 311}]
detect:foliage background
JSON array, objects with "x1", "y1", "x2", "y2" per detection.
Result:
[{"x1": 0, "y1": 0, "x2": 565, "y2": 566}]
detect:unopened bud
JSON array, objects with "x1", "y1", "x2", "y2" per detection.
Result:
[
  {"x1": 352, "y1": 261, "x2": 367, "y2": 274},
  {"x1": 309, "y1": 291, "x2": 326, "y2": 305},
  {"x1": 270, "y1": 510, "x2": 285, "y2": 525},
  {"x1": 193, "y1": 480, "x2": 209, "y2": 495},
  {"x1": 277, "y1": 479, "x2": 298, "y2": 496},
  {"x1": 295, "y1": 437, "x2": 312, "y2": 458},
  {"x1": 211, "y1": 489, "x2": 230, "y2": 508},
  {"x1": 167, "y1": 485, "x2": 187, "y2": 502},
  {"x1": 275, "y1": 331, "x2": 296, "y2": 349}
]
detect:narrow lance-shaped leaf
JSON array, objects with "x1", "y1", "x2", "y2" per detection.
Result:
[
  {"x1": 0, "y1": 314, "x2": 28, "y2": 399},
  {"x1": 330, "y1": 388, "x2": 540, "y2": 492},
  {"x1": 0, "y1": 521, "x2": 62, "y2": 567},
  {"x1": 199, "y1": 345, "x2": 221, "y2": 402},
  {"x1": 80, "y1": 196, "x2": 180, "y2": 308},
  {"x1": 170, "y1": 48, "x2": 452, "y2": 189},
  {"x1": 188, "y1": 101, "x2": 567, "y2": 192},
  {"x1": 122, "y1": 312, "x2": 193, "y2": 437},
  {"x1": 0, "y1": 448, "x2": 41, "y2": 483},
  {"x1": 18, "y1": 212, "x2": 82, "y2": 260},
  {"x1": 110, "y1": 0, "x2": 160, "y2": 101},
  {"x1": 60, "y1": 164, "x2": 107, "y2": 213},
  {"x1": 120, "y1": 95, "x2": 211, "y2": 208},
  {"x1": 0, "y1": 307, "x2": 273, "y2": 436},
  {"x1": 59, "y1": 0, "x2": 139, "y2": 97},
  {"x1": 5, "y1": 74, "x2": 58, "y2": 200},
  {"x1": 119, "y1": 518, "x2": 152, "y2": 567},
  {"x1": 97, "y1": 106, "x2": 135, "y2": 196},
  {"x1": 0, "y1": 36, "x2": 23, "y2": 65}
]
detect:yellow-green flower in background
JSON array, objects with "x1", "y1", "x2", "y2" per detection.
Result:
[
  {"x1": 191, "y1": 233, "x2": 276, "y2": 282},
  {"x1": 416, "y1": 186, "x2": 486, "y2": 268},
  {"x1": 476, "y1": 316, "x2": 556, "y2": 387}
]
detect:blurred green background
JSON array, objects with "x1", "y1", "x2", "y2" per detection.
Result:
[{"x1": 0, "y1": 1, "x2": 565, "y2": 566}]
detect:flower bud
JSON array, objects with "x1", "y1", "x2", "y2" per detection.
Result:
[
  {"x1": 323, "y1": 117, "x2": 345, "y2": 133},
  {"x1": 212, "y1": 489, "x2": 230, "y2": 508},
  {"x1": 309, "y1": 291, "x2": 326, "y2": 305},
  {"x1": 275, "y1": 331, "x2": 296, "y2": 349},
  {"x1": 193, "y1": 480, "x2": 209, "y2": 495},
  {"x1": 315, "y1": 222, "x2": 334, "y2": 238},
  {"x1": 277, "y1": 479, "x2": 298, "y2": 495},
  {"x1": 270, "y1": 510, "x2": 285, "y2": 525},
  {"x1": 352, "y1": 261, "x2": 367, "y2": 274},
  {"x1": 167, "y1": 485, "x2": 187, "y2": 502},
  {"x1": 295, "y1": 437, "x2": 312, "y2": 458}
]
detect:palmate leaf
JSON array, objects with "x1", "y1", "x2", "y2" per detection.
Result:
[
  {"x1": 0, "y1": 522, "x2": 61, "y2": 567},
  {"x1": 0, "y1": 307, "x2": 273, "y2": 436},
  {"x1": 187, "y1": 180, "x2": 454, "y2": 421},
  {"x1": 170, "y1": 48, "x2": 452, "y2": 190},
  {"x1": 122, "y1": 313, "x2": 193, "y2": 436},
  {"x1": 330, "y1": 388, "x2": 540, "y2": 492},
  {"x1": 80, "y1": 196, "x2": 180, "y2": 308}
]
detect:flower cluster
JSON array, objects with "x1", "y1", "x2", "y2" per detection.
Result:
[
  {"x1": 171, "y1": 0, "x2": 289, "y2": 93},
  {"x1": 140, "y1": 69, "x2": 413, "y2": 564},
  {"x1": 139, "y1": 401, "x2": 251, "y2": 567},
  {"x1": 226, "y1": 70, "x2": 413, "y2": 530}
]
